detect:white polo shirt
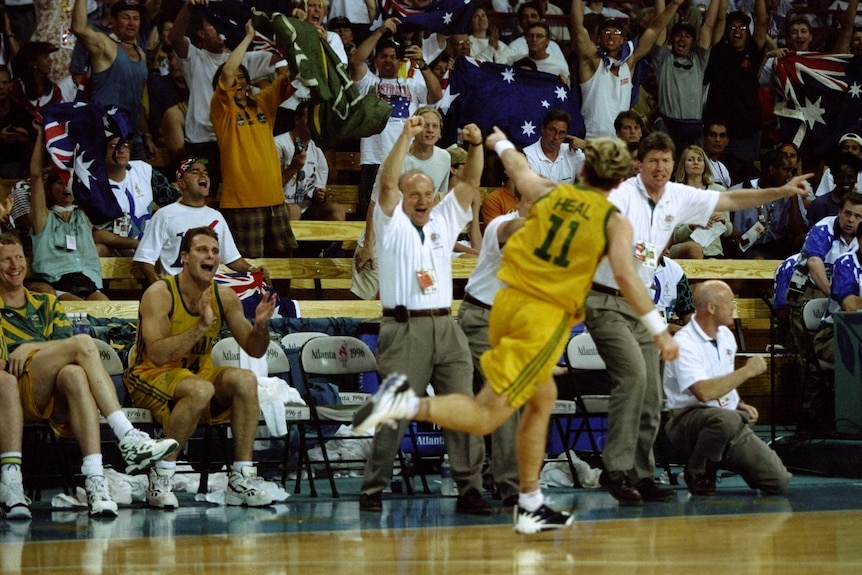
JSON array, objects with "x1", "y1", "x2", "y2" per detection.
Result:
[
  {"x1": 663, "y1": 318, "x2": 739, "y2": 411},
  {"x1": 374, "y1": 191, "x2": 471, "y2": 310},
  {"x1": 592, "y1": 176, "x2": 719, "y2": 288},
  {"x1": 523, "y1": 141, "x2": 584, "y2": 185},
  {"x1": 464, "y1": 212, "x2": 518, "y2": 306}
]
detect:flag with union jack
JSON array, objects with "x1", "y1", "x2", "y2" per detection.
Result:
[
  {"x1": 215, "y1": 271, "x2": 298, "y2": 318},
  {"x1": 42, "y1": 102, "x2": 132, "y2": 225},
  {"x1": 374, "y1": 0, "x2": 478, "y2": 34},
  {"x1": 439, "y1": 56, "x2": 584, "y2": 149},
  {"x1": 775, "y1": 53, "x2": 862, "y2": 157}
]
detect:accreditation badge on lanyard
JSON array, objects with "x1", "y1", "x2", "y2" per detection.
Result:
[
  {"x1": 635, "y1": 241, "x2": 659, "y2": 270},
  {"x1": 416, "y1": 268, "x2": 438, "y2": 294}
]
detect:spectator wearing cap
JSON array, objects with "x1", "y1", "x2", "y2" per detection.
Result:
[
  {"x1": 92, "y1": 131, "x2": 179, "y2": 257},
  {"x1": 524, "y1": 108, "x2": 585, "y2": 185},
  {"x1": 132, "y1": 157, "x2": 263, "y2": 286},
  {"x1": 572, "y1": 0, "x2": 682, "y2": 138},
  {"x1": 815, "y1": 133, "x2": 862, "y2": 198},
  {"x1": 11, "y1": 42, "x2": 77, "y2": 116},
  {"x1": 651, "y1": 0, "x2": 726, "y2": 154},
  {"x1": 328, "y1": 17, "x2": 356, "y2": 57},
  {"x1": 703, "y1": 0, "x2": 768, "y2": 183},
  {"x1": 72, "y1": 0, "x2": 153, "y2": 160}
]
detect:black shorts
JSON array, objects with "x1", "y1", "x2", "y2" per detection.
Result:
[{"x1": 46, "y1": 272, "x2": 101, "y2": 299}]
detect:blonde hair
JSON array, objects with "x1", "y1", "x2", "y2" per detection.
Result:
[
  {"x1": 305, "y1": 0, "x2": 328, "y2": 12},
  {"x1": 582, "y1": 137, "x2": 631, "y2": 190},
  {"x1": 674, "y1": 145, "x2": 714, "y2": 188},
  {"x1": 413, "y1": 105, "x2": 443, "y2": 126}
]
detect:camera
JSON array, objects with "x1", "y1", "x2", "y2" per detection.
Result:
[{"x1": 391, "y1": 40, "x2": 405, "y2": 61}]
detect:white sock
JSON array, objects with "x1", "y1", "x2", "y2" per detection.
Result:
[
  {"x1": 155, "y1": 460, "x2": 176, "y2": 472},
  {"x1": 518, "y1": 489, "x2": 544, "y2": 512},
  {"x1": 232, "y1": 461, "x2": 253, "y2": 474},
  {"x1": 105, "y1": 411, "x2": 134, "y2": 440},
  {"x1": 81, "y1": 454, "x2": 104, "y2": 478}
]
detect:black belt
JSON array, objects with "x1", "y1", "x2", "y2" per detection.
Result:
[
  {"x1": 382, "y1": 307, "x2": 451, "y2": 318},
  {"x1": 591, "y1": 283, "x2": 623, "y2": 297},
  {"x1": 463, "y1": 293, "x2": 492, "y2": 311}
]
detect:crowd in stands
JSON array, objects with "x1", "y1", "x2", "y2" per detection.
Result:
[{"x1": 0, "y1": 0, "x2": 861, "y2": 524}]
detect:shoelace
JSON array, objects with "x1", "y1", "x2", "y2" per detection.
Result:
[{"x1": 88, "y1": 477, "x2": 112, "y2": 501}]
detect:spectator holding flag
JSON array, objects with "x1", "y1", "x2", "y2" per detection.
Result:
[
  {"x1": 29, "y1": 123, "x2": 107, "y2": 301},
  {"x1": 72, "y1": 0, "x2": 153, "y2": 160},
  {"x1": 210, "y1": 19, "x2": 297, "y2": 259},
  {"x1": 572, "y1": 0, "x2": 683, "y2": 138}
]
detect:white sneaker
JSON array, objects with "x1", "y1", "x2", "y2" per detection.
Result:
[
  {"x1": 84, "y1": 476, "x2": 118, "y2": 518},
  {"x1": 147, "y1": 468, "x2": 178, "y2": 510},
  {"x1": 351, "y1": 373, "x2": 416, "y2": 435},
  {"x1": 0, "y1": 466, "x2": 32, "y2": 520},
  {"x1": 225, "y1": 466, "x2": 273, "y2": 507},
  {"x1": 118, "y1": 429, "x2": 179, "y2": 474},
  {"x1": 513, "y1": 504, "x2": 574, "y2": 535}
]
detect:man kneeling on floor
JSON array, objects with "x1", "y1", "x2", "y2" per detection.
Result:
[
  {"x1": 0, "y1": 232, "x2": 178, "y2": 519},
  {"x1": 124, "y1": 226, "x2": 276, "y2": 509},
  {"x1": 662, "y1": 280, "x2": 792, "y2": 495}
]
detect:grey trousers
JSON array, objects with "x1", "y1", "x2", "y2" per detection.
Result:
[
  {"x1": 665, "y1": 407, "x2": 792, "y2": 494},
  {"x1": 585, "y1": 293, "x2": 662, "y2": 482},
  {"x1": 458, "y1": 300, "x2": 520, "y2": 500},
  {"x1": 360, "y1": 315, "x2": 485, "y2": 496}
]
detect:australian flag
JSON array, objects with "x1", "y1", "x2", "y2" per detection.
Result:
[
  {"x1": 440, "y1": 56, "x2": 585, "y2": 149},
  {"x1": 215, "y1": 271, "x2": 297, "y2": 318},
  {"x1": 374, "y1": 0, "x2": 478, "y2": 34},
  {"x1": 775, "y1": 53, "x2": 862, "y2": 157},
  {"x1": 42, "y1": 102, "x2": 132, "y2": 225}
]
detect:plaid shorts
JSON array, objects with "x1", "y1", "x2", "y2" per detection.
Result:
[{"x1": 221, "y1": 204, "x2": 297, "y2": 258}]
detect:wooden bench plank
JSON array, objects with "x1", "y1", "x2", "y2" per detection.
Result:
[
  {"x1": 96, "y1": 257, "x2": 478, "y2": 280},
  {"x1": 97, "y1": 257, "x2": 782, "y2": 283},
  {"x1": 679, "y1": 259, "x2": 780, "y2": 280},
  {"x1": 290, "y1": 221, "x2": 364, "y2": 242},
  {"x1": 63, "y1": 299, "x2": 465, "y2": 320}
]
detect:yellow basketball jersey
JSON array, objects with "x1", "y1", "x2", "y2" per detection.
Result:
[
  {"x1": 498, "y1": 183, "x2": 616, "y2": 320},
  {"x1": 130, "y1": 275, "x2": 225, "y2": 373}
]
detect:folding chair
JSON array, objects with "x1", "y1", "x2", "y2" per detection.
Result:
[
  {"x1": 555, "y1": 332, "x2": 674, "y2": 483},
  {"x1": 798, "y1": 298, "x2": 835, "y2": 431},
  {"x1": 210, "y1": 337, "x2": 314, "y2": 492},
  {"x1": 287, "y1": 335, "x2": 383, "y2": 497},
  {"x1": 555, "y1": 332, "x2": 610, "y2": 460}
]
